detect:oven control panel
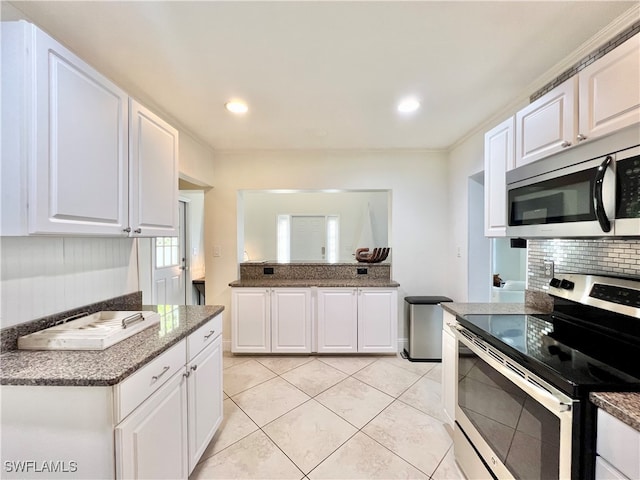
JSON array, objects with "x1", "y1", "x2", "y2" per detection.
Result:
[
  {"x1": 590, "y1": 283, "x2": 640, "y2": 309},
  {"x1": 548, "y1": 274, "x2": 640, "y2": 318},
  {"x1": 616, "y1": 154, "x2": 640, "y2": 219}
]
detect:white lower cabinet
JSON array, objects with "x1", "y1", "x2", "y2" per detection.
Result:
[
  {"x1": 231, "y1": 288, "x2": 311, "y2": 353},
  {"x1": 596, "y1": 409, "x2": 640, "y2": 480},
  {"x1": 316, "y1": 287, "x2": 397, "y2": 354},
  {"x1": 357, "y1": 288, "x2": 398, "y2": 353},
  {"x1": 271, "y1": 289, "x2": 312, "y2": 353},
  {"x1": 317, "y1": 288, "x2": 359, "y2": 353},
  {"x1": 187, "y1": 335, "x2": 223, "y2": 473},
  {"x1": 0, "y1": 313, "x2": 223, "y2": 480},
  {"x1": 115, "y1": 371, "x2": 189, "y2": 479},
  {"x1": 441, "y1": 311, "x2": 457, "y2": 427},
  {"x1": 233, "y1": 286, "x2": 398, "y2": 354}
]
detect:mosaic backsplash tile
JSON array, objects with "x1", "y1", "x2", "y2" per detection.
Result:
[{"x1": 528, "y1": 239, "x2": 640, "y2": 292}]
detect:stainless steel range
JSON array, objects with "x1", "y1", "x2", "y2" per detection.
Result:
[{"x1": 452, "y1": 274, "x2": 640, "y2": 480}]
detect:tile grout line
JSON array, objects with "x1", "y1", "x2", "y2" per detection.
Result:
[{"x1": 215, "y1": 355, "x2": 451, "y2": 479}]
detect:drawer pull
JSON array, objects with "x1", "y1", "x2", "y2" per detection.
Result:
[
  {"x1": 204, "y1": 330, "x2": 216, "y2": 339},
  {"x1": 122, "y1": 312, "x2": 144, "y2": 329},
  {"x1": 151, "y1": 366, "x2": 170, "y2": 382}
]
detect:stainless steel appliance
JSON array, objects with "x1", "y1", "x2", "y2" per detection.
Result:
[
  {"x1": 403, "y1": 296, "x2": 452, "y2": 361},
  {"x1": 506, "y1": 127, "x2": 640, "y2": 238},
  {"x1": 452, "y1": 274, "x2": 640, "y2": 480}
]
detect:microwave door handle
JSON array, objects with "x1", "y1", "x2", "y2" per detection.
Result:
[{"x1": 593, "y1": 155, "x2": 612, "y2": 233}]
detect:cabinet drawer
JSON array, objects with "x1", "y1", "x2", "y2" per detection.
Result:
[
  {"x1": 187, "y1": 314, "x2": 222, "y2": 361},
  {"x1": 597, "y1": 409, "x2": 640, "y2": 480},
  {"x1": 115, "y1": 340, "x2": 186, "y2": 422}
]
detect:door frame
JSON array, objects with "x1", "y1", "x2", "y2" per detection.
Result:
[{"x1": 138, "y1": 198, "x2": 192, "y2": 305}]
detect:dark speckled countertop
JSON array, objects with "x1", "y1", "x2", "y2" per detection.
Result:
[
  {"x1": 591, "y1": 392, "x2": 640, "y2": 432},
  {"x1": 229, "y1": 279, "x2": 400, "y2": 288},
  {"x1": 441, "y1": 302, "x2": 548, "y2": 317},
  {"x1": 0, "y1": 305, "x2": 224, "y2": 387}
]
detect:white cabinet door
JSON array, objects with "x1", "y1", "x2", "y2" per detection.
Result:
[
  {"x1": 357, "y1": 288, "x2": 398, "y2": 353},
  {"x1": 441, "y1": 312, "x2": 457, "y2": 427},
  {"x1": 579, "y1": 35, "x2": 640, "y2": 142},
  {"x1": 187, "y1": 335, "x2": 223, "y2": 474},
  {"x1": 129, "y1": 99, "x2": 179, "y2": 237},
  {"x1": 231, "y1": 288, "x2": 271, "y2": 353},
  {"x1": 115, "y1": 372, "x2": 188, "y2": 480},
  {"x1": 271, "y1": 288, "x2": 312, "y2": 353},
  {"x1": 515, "y1": 78, "x2": 577, "y2": 168},
  {"x1": 317, "y1": 288, "x2": 358, "y2": 353},
  {"x1": 31, "y1": 24, "x2": 129, "y2": 235},
  {"x1": 484, "y1": 117, "x2": 514, "y2": 237}
]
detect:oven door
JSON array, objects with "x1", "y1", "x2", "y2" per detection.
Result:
[{"x1": 454, "y1": 327, "x2": 575, "y2": 480}]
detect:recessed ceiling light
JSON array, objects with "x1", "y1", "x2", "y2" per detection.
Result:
[
  {"x1": 225, "y1": 100, "x2": 248, "y2": 114},
  {"x1": 397, "y1": 97, "x2": 420, "y2": 113}
]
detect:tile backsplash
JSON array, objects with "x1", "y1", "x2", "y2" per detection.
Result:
[{"x1": 528, "y1": 238, "x2": 640, "y2": 291}]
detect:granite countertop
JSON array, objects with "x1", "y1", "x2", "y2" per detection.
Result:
[
  {"x1": 229, "y1": 279, "x2": 400, "y2": 288},
  {"x1": 0, "y1": 305, "x2": 224, "y2": 387},
  {"x1": 591, "y1": 392, "x2": 640, "y2": 431},
  {"x1": 441, "y1": 302, "x2": 548, "y2": 317}
]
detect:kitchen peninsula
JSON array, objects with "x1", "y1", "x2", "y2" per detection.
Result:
[
  {"x1": 1, "y1": 302, "x2": 224, "y2": 479},
  {"x1": 230, "y1": 261, "x2": 399, "y2": 354}
]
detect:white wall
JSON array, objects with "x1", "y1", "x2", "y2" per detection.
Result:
[
  {"x1": 0, "y1": 237, "x2": 137, "y2": 328},
  {"x1": 181, "y1": 191, "x2": 206, "y2": 279},
  {"x1": 205, "y1": 149, "x2": 450, "y2": 345}
]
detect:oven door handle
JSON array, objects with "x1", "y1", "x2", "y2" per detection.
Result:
[{"x1": 454, "y1": 327, "x2": 572, "y2": 416}]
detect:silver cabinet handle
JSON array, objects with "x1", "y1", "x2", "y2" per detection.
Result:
[
  {"x1": 183, "y1": 371, "x2": 191, "y2": 378},
  {"x1": 561, "y1": 140, "x2": 571, "y2": 148},
  {"x1": 190, "y1": 364, "x2": 198, "y2": 371},
  {"x1": 204, "y1": 330, "x2": 216, "y2": 340},
  {"x1": 123, "y1": 227, "x2": 131, "y2": 233},
  {"x1": 577, "y1": 133, "x2": 587, "y2": 142},
  {"x1": 133, "y1": 228, "x2": 142, "y2": 234},
  {"x1": 151, "y1": 366, "x2": 170, "y2": 382}
]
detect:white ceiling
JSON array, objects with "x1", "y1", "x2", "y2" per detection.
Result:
[{"x1": 5, "y1": 1, "x2": 638, "y2": 151}]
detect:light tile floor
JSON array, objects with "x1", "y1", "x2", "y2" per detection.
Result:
[{"x1": 190, "y1": 353, "x2": 466, "y2": 480}]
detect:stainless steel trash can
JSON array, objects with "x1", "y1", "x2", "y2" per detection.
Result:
[{"x1": 403, "y1": 296, "x2": 453, "y2": 362}]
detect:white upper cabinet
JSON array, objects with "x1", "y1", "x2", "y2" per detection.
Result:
[
  {"x1": 2, "y1": 21, "x2": 129, "y2": 236},
  {"x1": 515, "y1": 77, "x2": 578, "y2": 168},
  {"x1": 129, "y1": 100, "x2": 179, "y2": 237},
  {"x1": 514, "y1": 36, "x2": 640, "y2": 168},
  {"x1": 579, "y1": 35, "x2": 640, "y2": 142},
  {"x1": 484, "y1": 117, "x2": 514, "y2": 237},
  {"x1": 1, "y1": 21, "x2": 178, "y2": 237}
]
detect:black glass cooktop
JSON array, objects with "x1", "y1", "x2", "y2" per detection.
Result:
[{"x1": 457, "y1": 313, "x2": 640, "y2": 398}]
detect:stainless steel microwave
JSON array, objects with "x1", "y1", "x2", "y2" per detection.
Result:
[{"x1": 506, "y1": 130, "x2": 640, "y2": 238}]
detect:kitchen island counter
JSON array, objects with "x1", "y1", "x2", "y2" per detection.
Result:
[{"x1": 0, "y1": 305, "x2": 224, "y2": 387}]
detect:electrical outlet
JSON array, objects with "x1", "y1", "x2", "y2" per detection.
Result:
[
  {"x1": 357, "y1": 268, "x2": 368, "y2": 275},
  {"x1": 543, "y1": 261, "x2": 554, "y2": 278}
]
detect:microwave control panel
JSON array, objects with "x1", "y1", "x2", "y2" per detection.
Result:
[{"x1": 617, "y1": 154, "x2": 640, "y2": 219}]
